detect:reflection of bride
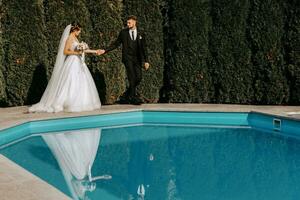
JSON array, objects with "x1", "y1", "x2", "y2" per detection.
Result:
[
  {"x1": 29, "y1": 22, "x2": 101, "y2": 113},
  {"x1": 43, "y1": 128, "x2": 110, "y2": 200}
]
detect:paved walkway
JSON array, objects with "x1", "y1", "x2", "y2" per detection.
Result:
[
  {"x1": 1, "y1": 103, "x2": 300, "y2": 199},
  {"x1": 0, "y1": 155, "x2": 69, "y2": 200}
]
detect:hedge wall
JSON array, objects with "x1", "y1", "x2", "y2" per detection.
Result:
[
  {"x1": 285, "y1": 0, "x2": 300, "y2": 104},
  {"x1": 0, "y1": 0, "x2": 6, "y2": 105},
  {"x1": 2, "y1": 0, "x2": 49, "y2": 106},
  {"x1": 161, "y1": 0, "x2": 299, "y2": 104},
  {"x1": 247, "y1": 0, "x2": 289, "y2": 104},
  {"x1": 0, "y1": 0, "x2": 299, "y2": 106},
  {"x1": 163, "y1": 0, "x2": 213, "y2": 103},
  {"x1": 209, "y1": 0, "x2": 253, "y2": 104}
]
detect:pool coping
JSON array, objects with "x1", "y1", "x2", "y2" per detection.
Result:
[
  {"x1": 2, "y1": 108, "x2": 300, "y2": 149},
  {"x1": 1, "y1": 104, "x2": 300, "y2": 132}
]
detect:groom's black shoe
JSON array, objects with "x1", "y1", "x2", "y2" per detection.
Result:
[
  {"x1": 117, "y1": 92, "x2": 130, "y2": 104},
  {"x1": 130, "y1": 96, "x2": 143, "y2": 105},
  {"x1": 118, "y1": 97, "x2": 129, "y2": 104}
]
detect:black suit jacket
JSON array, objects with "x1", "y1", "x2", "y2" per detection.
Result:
[{"x1": 105, "y1": 28, "x2": 148, "y2": 64}]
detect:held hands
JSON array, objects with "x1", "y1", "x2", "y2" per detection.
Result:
[
  {"x1": 144, "y1": 62, "x2": 150, "y2": 70},
  {"x1": 76, "y1": 42, "x2": 88, "y2": 55},
  {"x1": 94, "y1": 49, "x2": 149, "y2": 70},
  {"x1": 96, "y1": 49, "x2": 105, "y2": 55}
]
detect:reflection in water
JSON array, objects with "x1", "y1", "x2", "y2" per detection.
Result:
[
  {"x1": 42, "y1": 128, "x2": 111, "y2": 200},
  {"x1": 137, "y1": 184, "x2": 145, "y2": 200},
  {"x1": 4, "y1": 125, "x2": 300, "y2": 199}
]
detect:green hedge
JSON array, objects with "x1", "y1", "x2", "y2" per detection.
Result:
[
  {"x1": 285, "y1": 0, "x2": 300, "y2": 104},
  {"x1": 0, "y1": 0, "x2": 299, "y2": 106},
  {"x1": 0, "y1": 0, "x2": 6, "y2": 105},
  {"x1": 247, "y1": 0, "x2": 289, "y2": 104},
  {"x1": 2, "y1": 0, "x2": 49, "y2": 106},
  {"x1": 209, "y1": 0, "x2": 253, "y2": 103},
  {"x1": 164, "y1": 0, "x2": 213, "y2": 103},
  {"x1": 123, "y1": 0, "x2": 164, "y2": 103},
  {"x1": 162, "y1": 0, "x2": 297, "y2": 104}
]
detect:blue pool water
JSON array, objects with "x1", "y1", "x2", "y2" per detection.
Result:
[{"x1": 2, "y1": 124, "x2": 300, "y2": 200}]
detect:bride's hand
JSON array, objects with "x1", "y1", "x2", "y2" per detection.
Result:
[{"x1": 75, "y1": 49, "x2": 83, "y2": 55}]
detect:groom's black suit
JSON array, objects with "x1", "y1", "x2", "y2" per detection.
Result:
[{"x1": 105, "y1": 28, "x2": 148, "y2": 101}]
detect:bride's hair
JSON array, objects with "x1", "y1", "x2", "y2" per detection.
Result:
[{"x1": 70, "y1": 22, "x2": 81, "y2": 33}]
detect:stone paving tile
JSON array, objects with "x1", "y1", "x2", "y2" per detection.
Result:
[{"x1": 0, "y1": 155, "x2": 70, "y2": 200}]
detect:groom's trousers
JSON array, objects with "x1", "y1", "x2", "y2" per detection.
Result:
[{"x1": 124, "y1": 58, "x2": 142, "y2": 98}]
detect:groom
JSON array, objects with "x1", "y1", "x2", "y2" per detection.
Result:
[{"x1": 99, "y1": 15, "x2": 150, "y2": 105}]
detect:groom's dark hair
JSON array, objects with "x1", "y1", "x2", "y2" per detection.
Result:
[{"x1": 127, "y1": 15, "x2": 137, "y2": 21}]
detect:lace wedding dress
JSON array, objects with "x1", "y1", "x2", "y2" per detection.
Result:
[{"x1": 29, "y1": 25, "x2": 101, "y2": 113}]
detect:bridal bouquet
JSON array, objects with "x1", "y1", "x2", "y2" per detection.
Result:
[
  {"x1": 76, "y1": 42, "x2": 89, "y2": 63},
  {"x1": 76, "y1": 42, "x2": 89, "y2": 52}
]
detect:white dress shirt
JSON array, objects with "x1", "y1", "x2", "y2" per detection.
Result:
[{"x1": 129, "y1": 28, "x2": 137, "y2": 40}]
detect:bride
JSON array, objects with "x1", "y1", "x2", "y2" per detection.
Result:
[{"x1": 29, "y1": 22, "x2": 101, "y2": 113}]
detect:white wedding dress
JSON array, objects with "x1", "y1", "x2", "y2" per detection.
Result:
[
  {"x1": 42, "y1": 128, "x2": 101, "y2": 200},
  {"x1": 29, "y1": 25, "x2": 101, "y2": 113}
]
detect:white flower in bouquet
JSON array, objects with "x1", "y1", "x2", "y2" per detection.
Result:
[
  {"x1": 76, "y1": 42, "x2": 89, "y2": 63},
  {"x1": 76, "y1": 42, "x2": 89, "y2": 52}
]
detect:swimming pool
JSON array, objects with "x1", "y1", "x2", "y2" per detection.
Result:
[{"x1": 1, "y1": 111, "x2": 300, "y2": 200}]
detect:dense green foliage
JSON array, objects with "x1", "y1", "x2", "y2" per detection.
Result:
[
  {"x1": 162, "y1": 0, "x2": 299, "y2": 104},
  {"x1": 247, "y1": 0, "x2": 289, "y2": 104},
  {"x1": 285, "y1": 0, "x2": 300, "y2": 104},
  {"x1": 0, "y1": 0, "x2": 299, "y2": 106},
  {"x1": 0, "y1": 0, "x2": 7, "y2": 105},
  {"x1": 2, "y1": 0, "x2": 48, "y2": 106},
  {"x1": 163, "y1": 0, "x2": 213, "y2": 103},
  {"x1": 209, "y1": 0, "x2": 253, "y2": 103}
]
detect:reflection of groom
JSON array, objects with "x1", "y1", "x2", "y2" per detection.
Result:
[{"x1": 100, "y1": 15, "x2": 150, "y2": 105}]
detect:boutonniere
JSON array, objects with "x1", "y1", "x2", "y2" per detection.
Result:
[{"x1": 139, "y1": 35, "x2": 142, "y2": 40}]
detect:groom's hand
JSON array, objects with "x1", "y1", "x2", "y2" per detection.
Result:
[{"x1": 144, "y1": 62, "x2": 150, "y2": 70}]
